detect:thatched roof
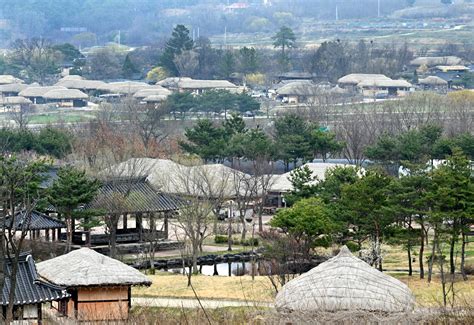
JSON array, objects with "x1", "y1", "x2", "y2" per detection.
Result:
[
  {"x1": 105, "y1": 81, "x2": 152, "y2": 94},
  {"x1": 419, "y1": 76, "x2": 448, "y2": 86},
  {"x1": 59, "y1": 75, "x2": 84, "y2": 81},
  {"x1": 105, "y1": 158, "x2": 254, "y2": 199},
  {"x1": 143, "y1": 95, "x2": 168, "y2": 102},
  {"x1": 358, "y1": 79, "x2": 412, "y2": 88},
  {"x1": 338, "y1": 74, "x2": 390, "y2": 85},
  {"x1": 0, "y1": 96, "x2": 32, "y2": 105},
  {"x1": 0, "y1": 83, "x2": 28, "y2": 93},
  {"x1": 37, "y1": 248, "x2": 152, "y2": 287},
  {"x1": 276, "y1": 81, "x2": 320, "y2": 96},
  {"x1": 410, "y1": 56, "x2": 462, "y2": 67},
  {"x1": 42, "y1": 88, "x2": 88, "y2": 100},
  {"x1": 55, "y1": 79, "x2": 109, "y2": 91},
  {"x1": 19, "y1": 86, "x2": 68, "y2": 97},
  {"x1": 178, "y1": 79, "x2": 238, "y2": 90},
  {"x1": 275, "y1": 246, "x2": 415, "y2": 313},
  {"x1": 436, "y1": 65, "x2": 469, "y2": 72},
  {"x1": 0, "y1": 75, "x2": 23, "y2": 85},
  {"x1": 157, "y1": 77, "x2": 192, "y2": 88},
  {"x1": 269, "y1": 163, "x2": 352, "y2": 193},
  {"x1": 133, "y1": 87, "x2": 172, "y2": 99}
]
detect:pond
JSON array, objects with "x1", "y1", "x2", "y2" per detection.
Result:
[{"x1": 168, "y1": 261, "x2": 269, "y2": 277}]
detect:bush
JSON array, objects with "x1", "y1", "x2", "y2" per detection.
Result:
[
  {"x1": 344, "y1": 241, "x2": 360, "y2": 253},
  {"x1": 214, "y1": 235, "x2": 228, "y2": 244},
  {"x1": 241, "y1": 238, "x2": 259, "y2": 246}
]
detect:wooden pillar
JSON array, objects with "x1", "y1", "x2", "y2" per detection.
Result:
[
  {"x1": 57, "y1": 228, "x2": 61, "y2": 241},
  {"x1": 164, "y1": 213, "x2": 169, "y2": 240},
  {"x1": 45, "y1": 229, "x2": 50, "y2": 242},
  {"x1": 123, "y1": 214, "x2": 128, "y2": 230},
  {"x1": 136, "y1": 213, "x2": 143, "y2": 242},
  {"x1": 52, "y1": 228, "x2": 57, "y2": 241}
]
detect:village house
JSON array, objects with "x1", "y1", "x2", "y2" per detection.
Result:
[
  {"x1": 1, "y1": 252, "x2": 70, "y2": 324},
  {"x1": 42, "y1": 88, "x2": 88, "y2": 107},
  {"x1": 0, "y1": 75, "x2": 23, "y2": 85},
  {"x1": 338, "y1": 73, "x2": 412, "y2": 97},
  {"x1": 19, "y1": 86, "x2": 67, "y2": 104},
  {"x1": 418, "y1": 76, "x2": 448, "y2": 93},
  {"x1": 0, "y1": 96, "x2": 32, "y2": 111},
  {"x1": 36, "y1": 248, "x2": 151, "y2": 321},
  {"x1": 0, "y1": 83, "x2": 29, "y2": 97},
  {"x1": 176, "y1": 79, "x2": 240, "y2": 94}
]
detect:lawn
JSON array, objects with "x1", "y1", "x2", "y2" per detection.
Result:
[{"x1": 28, "y1": 112, "x2": 96, "y2": 124}]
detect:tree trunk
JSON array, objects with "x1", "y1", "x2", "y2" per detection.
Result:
[
  {"x1": 407, "y1": 244, "x2": 412, "y2": 276},
  {"x1": 449, "y1": 234, "x2": 456, "y2": 275},
  {"x1": 419, "y1": 231, "x2": 425, "y2": 279},
  {"x1": 240, "y1": 214, "x2": 247, "y2": 241},
  {"x1": 428, "y1": 228, "x2": 437, "y2": 283},
  {"x1": 460, "y1": 233, "x2": 467, "y2": 281},
  {"x1": 108, "y1": 215, "x2": 118, "y2": 258},
  {"x1": 66, "y1": 214, "x2": 73, "y2": 253}
]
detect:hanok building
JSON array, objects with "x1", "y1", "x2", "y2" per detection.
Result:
[
  {"x1": 37, "y1": 248, "x2": 151, "y2": 321},
  {"x1": 0, "y1": 75, "x2": 23, "y2": 85},
  {"x1": 70, "y1": 177, "x2": 185, "y2": 246},
  {"x1": 6, "y1": 210, "x2": 66, "y2": 242},
  {"x1": 418, "y1": 76, "x2": 448, "y2": 93},
  {"x1": 0, "y1": 96, "x2": 32, "y2": 111},
  {"x1": 55, "y1": 77, "x2": 109, "y2": 96},
  {"x1": 1, "y1": 252, "x2": 70, "y2": 323},
  {"x1": 176, "y1": 79, "x2": 240, "y2": 95},
  {"x1": 0, "y1": 83, "x2": 29, "y2": 97},
  {"x1": 19, "y1": 86, "x2": 68, "y2": 104},
  {"x1": 338, "y1": 73, "x2": 412, "y2": 97},
  {"x1": 42, "y1": 88, "x2": 88, "y2": 107}
]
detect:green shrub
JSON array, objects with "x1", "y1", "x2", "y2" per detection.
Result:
[
  {"x1": 214, "y1": 235, "x2": 228, "y2": 244},
  {"x1": 344, "y1": 241, "x2": 360, "y2": 252},
  {"x1": 241, "y1": 238, "x2": 259, "y2": 246}
]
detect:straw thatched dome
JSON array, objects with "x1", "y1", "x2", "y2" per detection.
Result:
[
  {"x1": 275, "y1": 246, "x2": 415, "y2": 313},
  {"x1": 419, "y1": 76, "x2": 448, "y2": 86},
  {"x1": 37, "y1": 248, "x2": 151, "y2": 287},
  {"x1": 42, "y1": 88, "x2": 88, "y2": 100}
]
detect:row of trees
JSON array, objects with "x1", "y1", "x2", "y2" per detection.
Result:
[{"x1": 180, "y1": 114, "x2": 344, "y2": 169}]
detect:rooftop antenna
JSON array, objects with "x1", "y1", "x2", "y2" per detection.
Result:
[
  {"x1": 377, "y1": 0, "x2": 381, "y2": 18},
  {"x1": 192, "y1": 29, "x2": 195, "y2": 42},
  {"x1": 197, "y1": 27, "x2": 200, "y2": 39},
  {"x1": 336, "y1": 5, "x2": 339, "y2": 21},
  {"x1": 224, "y1": 26, "x2": 227, "y2": 48}
]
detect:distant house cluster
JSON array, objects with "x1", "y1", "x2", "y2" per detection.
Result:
[{"x1": 0, "y1": 74, "x2": 242, "y2": 111}]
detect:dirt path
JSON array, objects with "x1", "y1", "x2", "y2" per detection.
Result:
[{"x1": 132, "y1": 297, "x2": 273, "y2": 309}]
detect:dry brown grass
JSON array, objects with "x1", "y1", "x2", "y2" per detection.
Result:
[
  {"x1": 133, "y1": 271, "x2": 474, "y2": 308},
  {"x1": 133, "y1": 272, "x2": 276, "y2": 302}
]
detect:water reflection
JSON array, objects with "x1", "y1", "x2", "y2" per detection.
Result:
[{"x1": 169, "y1": 261, "x2": 264, "y2": 276}]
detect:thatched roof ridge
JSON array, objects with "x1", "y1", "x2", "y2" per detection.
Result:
[
  {"x1": 19, "y1": 86, "x2": 67, "y2": 97},
  {"x1": 358, "y1": 79, "x2": 412, "y2": 88},
  {"x1": 276, "y1": 81, "x2": 320, "y2": 96},
  {"x1": 105, "y1": 81, "x2": 152, "y2": 94},
  {"x1": 0, "y1": 96, "x2": 32, "y2": 105},
  {"x1": 178, "y1": 79, "x2": 238, "y2": 89},
  {"x1": 157, "y1": 77, "x2": 192, "y2": 88},
  {"x1": 42, "y1": 88, "x2": 88, "y2": 100},
  {"x1": 338, "y1": 74, "x2": 390, "y2": 85},
  {"x1": 37, "y1": 248, "x2": 152, "y2": 287},
  {"x1": 410, "y1": 56, "x2": 462, "y2": 67},
  {"x1": 59, "y1": 75, "x2": 84, "y2": 81},
  {"x1": 133, "y1": 87, "x2": 172, "y2": 98},
  {"x1": 55, "y1": 79, "x2": 109, "y2": 91},
  {"x1": 419, "y1": 76, "x2": 448, "y2": 86},
  {"x1": 0, "y1": 83, "x2": 28, "y2": 93},
  {"x1": 275, "y1": 246, "x2": 415, "y2": 313},
  {"x1": 143, "y1": 95, "x2": 168, "y2": 102},
  {"x1": 0, "y1": 75, "x2": 23, "y2": 85}
]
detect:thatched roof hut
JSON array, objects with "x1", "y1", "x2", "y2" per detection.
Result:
[
  {"x1": 37, "y1": 248, "x2": 151, "y2": 287},
  {"x1": 55, "y1": 79, "x2": 109, "y2": 91},
  {"x1": 19, "y1": 86, "x2": 67, "y2": 98},
  {"x1": 338, "y1": 74, "x2": 391, "y2": 86},
  {"x1": 275, "y1": 246, "x2": 415, "y2": 313},
  {"x1": 0, "y1": 75, "x2": 23, "y2": 85},
  {"x1": 419, "y1": 76, "x2": 448, "y2": 86},
  {"x1": 357, "y1": 79, "x2": 412, "y2": 89},
  {"x1": 105, "y1": 81, "x2": 151, "y2": 94},
  {"x1": 178, "y1": 79, "x2": 238, "y2": 90},
  {"x1": 42, "y1": 88, "x2": 88, "y2": 100},
  {"x1": 133, "y1": 87, "x2": 172, "y2": 99},
  {"x1": 276, "y1": 81, "x2": 320, "y2": 96},
  {"x1": 0, "y1": 96, "x2": 32, "y2": 105},
  {"x1": 0, "y1": 83, "x2": 28, "y2": 94},
  {"x1": 410, "y1": 56, "x2": 462, "y2": 67}
]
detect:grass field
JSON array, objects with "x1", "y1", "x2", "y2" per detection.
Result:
[{"x1": 28, "y1": 112, "x2": 96, "y2": 124}]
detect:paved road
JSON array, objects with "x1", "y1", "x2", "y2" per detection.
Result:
[{"x1": 132, "y1": 297, "x2": 273, "y2": 309}]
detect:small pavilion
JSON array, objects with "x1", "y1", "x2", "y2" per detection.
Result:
[{"x1": 6, "y1": 210, "x2": 66, "y2": 242}]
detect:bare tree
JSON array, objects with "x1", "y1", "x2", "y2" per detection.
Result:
[
  {"x1": 9, "y1": 104, "x2": 33, "y2": 130},
  {"x1": 174, "y1": 50, "x2": 199, "y2": 77}
]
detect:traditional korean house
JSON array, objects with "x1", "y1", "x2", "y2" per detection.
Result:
[
  {"x1": 72, "y1": 177, "x2": 185, "y2": 246},
  {"x1": 1, "y1": 252, "x2": 70, "y2": 324},
  {"x1": 36, "y1": 248, "x2": 151, "y2": 321},
  {"x1": 6, "y1": 210, "x2": 66, "y2": 242}
]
